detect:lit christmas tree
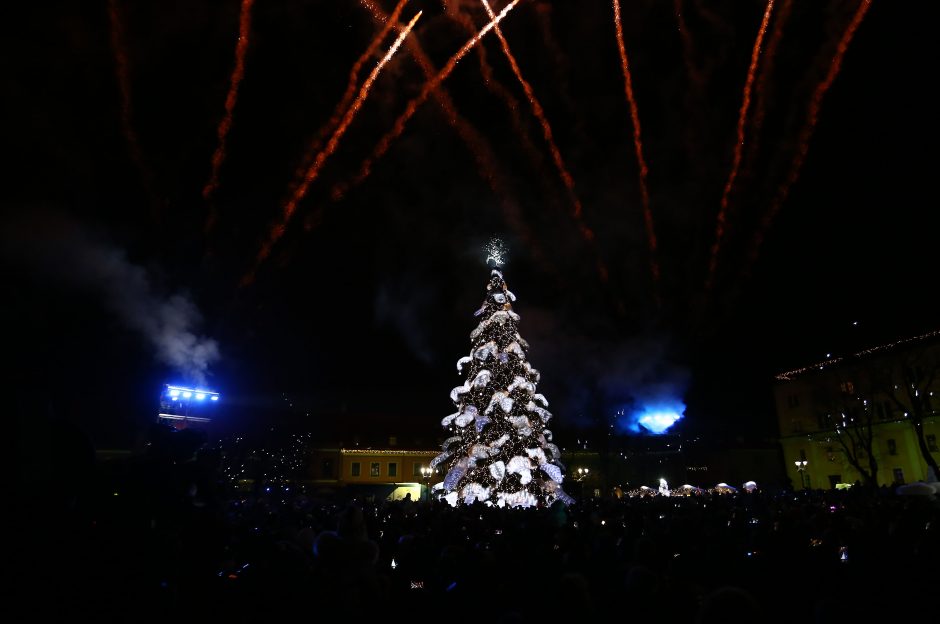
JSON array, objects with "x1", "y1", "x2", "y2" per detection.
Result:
[{"x1": 431, "y1": 240, "x2": 573, "y2": 508}]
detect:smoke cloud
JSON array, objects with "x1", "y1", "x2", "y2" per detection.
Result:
[
  {"x1": 523, "y1": 308, "x2": 690, "y2": 434},
  {"x1": 3, "y1": 210, "x2": 219, "y2": 385}
]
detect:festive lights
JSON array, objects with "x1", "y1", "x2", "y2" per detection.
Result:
[
  {"x1": 775, "y1": 329, "x2": 940, "y2": 380},
  {"x1": 432, "y1": 263, "x2": 573, "y2": 508}
]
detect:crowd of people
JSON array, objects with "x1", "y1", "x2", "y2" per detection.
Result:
[{"x1": 15, "y1": 423, "x2": 938, "y2": 622}]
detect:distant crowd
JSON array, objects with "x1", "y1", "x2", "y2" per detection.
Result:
[{"x1": 14, "y1": 424, "x2": 938, "y2": 622}]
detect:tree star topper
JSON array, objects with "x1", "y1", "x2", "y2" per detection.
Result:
[{"x1": 485, "y1": 237, "x2": 507, "y2": 267}]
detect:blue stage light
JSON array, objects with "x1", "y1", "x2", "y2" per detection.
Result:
[
  {"x1": 169, "y1": 389, "x2": 180, "y2": 397},
  {"x1": 183, "y1": 391, "x2": 192, "y2": 398},
  {"x1": 211, "y1": 395, "x2": 219, "y2": 401},
  {"x1": 195, "y1": 393, "x2": 206, "y2": 400}
]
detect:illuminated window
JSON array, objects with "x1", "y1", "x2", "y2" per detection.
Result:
[
  {"x1": 388, "y1": 462, "x2": 398, "y2": 477},
  {"x1": 371, "y1": 462, "x2": 381, "y2": 477},
  {"x1": 887, "y1": 439, "x2": 897, "y2": 456},
  {"x1": 840, "y1": 381, "x2": 855, "y2": 395},
  {"x1": 351, "y1": 462, "x2": 361, "y2": 477}
]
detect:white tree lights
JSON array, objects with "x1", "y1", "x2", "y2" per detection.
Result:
[{"x1": 431, "y1": 265, "x2": 573, "y2": 508}]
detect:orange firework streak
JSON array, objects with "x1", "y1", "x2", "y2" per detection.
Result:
[
  {"x1": 533, "y1": 3, "x2": 584, "y2": 149},
  {"x1": 747, "y1": 0, "x2": 871, "y2": 272},
  {"x1": 479, "y1": 0, "x2": 607, "y2": 282},
  {"x1": 745, "y1": 0, "x2": 793, "y2": 175},
  {"x1": 613, "y1": 0, "x2": 661, "y2": 295},
  {"x1": 203, "y1": 0, "x2": 256, "y2": 231},
  {"x1": 451, "y1": 9, "x2": 547, "y2": 189},
  {"x1": 107, "y1": 0, "x2": 156, "y2": 216},
  {"x1": 483, "y1": 0, "x2": 584, "y2": 222},
  {"x1": 705, "y1": 0, "x2": 775, "y2": 292},
  {"x1": 338, "y1": 0, "x2": 542, "y2": 267},
  {"x1": 287, "y1": 0, "x2": 410, "y2": 196},
  {"x1": 240, "y1": 11, "x2": 423, "y2": 287},
  {"x1": 332, "y1": 0, "x2": 523, "y2": 200}
]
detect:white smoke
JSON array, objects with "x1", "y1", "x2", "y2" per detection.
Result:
[{"x1": 3, "y1": 210, "x2": 219, "y2": 385}]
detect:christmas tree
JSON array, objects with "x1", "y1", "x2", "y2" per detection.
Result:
[{"x1": 431, "y1": 242, "x2": 573, "y2": 508}]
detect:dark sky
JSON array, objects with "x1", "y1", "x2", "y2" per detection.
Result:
[{"x1": 5, "y1": 0, "x2": 938, "y2": 448}]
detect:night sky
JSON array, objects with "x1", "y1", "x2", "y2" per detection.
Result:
[{"x1": 5, "y1": 0, "x2": 937, "y2": 449}]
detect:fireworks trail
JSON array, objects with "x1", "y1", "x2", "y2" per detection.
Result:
[
  {"x1": 746, "y1": 0, "x2": 871, "y2": 274},
  {"x1": 705, "y1": 0, "x2": 775, "y2": 293},
  {"x1": 331, "y1": 0, "x2": 522, "y2": 202},
  {"x1": 532, "y1": 2, "x2": 584, "y2": 145},
  {"x1": 340, "y1": 0, "x2": 545, "y2": 268},
  {"x1": 240, "y1": 11, "x2": 423, "y2": 287},
  {"x1": 450, "y1": 8, "x2": 548, "y2": 193},
  {"x1": 481, "y1": 1, "x2": 596, "y2": 245},
  {"x1": 744, "y1": 0, "x2": 793, "y2": 177},
  {"x1": 107, "y1": 0, "x2": 156, "y2": 218},
  {"x1": 286, "y1": 0, "x2": 410, "y2": 199},
  {"x1": 203, "y1": 0, "x2": 256, "y2": 233},
  {"x1": 613, "y1": 0, "x2": 661, "y2": 298}
]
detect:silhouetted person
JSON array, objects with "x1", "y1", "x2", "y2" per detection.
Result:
[{"x1": 311, "y1": 504, "x2": 386, "y2": 612}]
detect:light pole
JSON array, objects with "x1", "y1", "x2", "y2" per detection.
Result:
[
  {"x1": 420, "y1": 466, "x2": 431, "y2": 502},
  {"x1": 794, "y1": 460, "x2": 808, "y2": 490},
  {"x1": 575, "y1": 467, "x2": 589, "y2": 498}
]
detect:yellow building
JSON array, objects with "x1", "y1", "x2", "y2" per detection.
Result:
[
  {"x1": 309, "y1": 447, "x2": 439, "y2": 500},
  {"x1": 774, "y1": 331, "x2": 940, "y2": 489},
  {"x1": 306, "y1": 447, "x2": 605, "y2": 501}
]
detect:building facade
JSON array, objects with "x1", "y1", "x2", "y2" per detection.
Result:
[
  {"x1": 308, "y1": 447, "x2": 440, "y2": 500},
  {"x1": 774, "y1": 331, "x2": 940, "y2": 489}
]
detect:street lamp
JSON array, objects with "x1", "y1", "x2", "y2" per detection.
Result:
[
  {"x1": 794, "y1": 460, "x2": 809, "y2": 490},
  {"x1": 575, "y1": 467, "x2": 590, "y2": 481},
  {"x1": 420, "y1": 466, "x2": 432, "y2": 502}
]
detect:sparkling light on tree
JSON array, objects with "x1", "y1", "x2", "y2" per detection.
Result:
[{"x1": 431, "y1": 243, "x2": 573, "y2": 508}]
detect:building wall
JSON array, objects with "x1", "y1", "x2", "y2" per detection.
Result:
[
  {"x1": 775, "y1": 336, "x2": 940, "y2": 488},
  {"x1": 339, "y1": 449, "x2": 439, "y2": 485}
]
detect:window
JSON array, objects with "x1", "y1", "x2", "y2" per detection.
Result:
[
  {"x1": 882, "y1": 401, "x2": 893, "y2": 420},
  {"x1": 370, "y1": 462, "x2": 381, "y2": 477},
  {"x1": 799, "y1": 449, "x2": 807, "y2": 461},
  {"x1": 413, "y1": 463, "x2": 424, "y2": 476},
  {"x1": 892, "y1": 468, "x2": 905, "y2": 484},
  {"x1": 321, "y1": 459, "x2": 333, "y2": 479},
  {"x1": 840, "y1": 381, "x2": 855, "y2": 395},
  {"x1": 351, "y1": 462, "x2": 361, "y2": 477},
  {"x1": 787, "y1": 394, "x2": 800, "y2": 409},
  {"x1": 388, "y1": 462, "x2": 398, "y2": 477},
  {"x1": 826, "y1": 447, "x2": 835, "y2": 462},
  {"x1": 887, "y1": 439, "x2": 897, "y2": 456},
  {"x1": 927, "y1": 434, "x2": 938, "y2": 452}
]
